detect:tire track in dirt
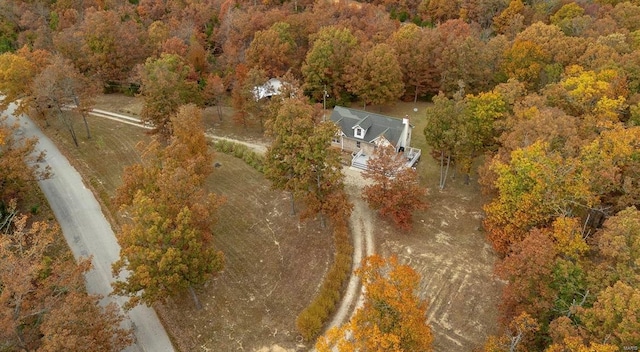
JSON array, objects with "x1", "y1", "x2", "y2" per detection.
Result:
[
  {"x1": 87, "y1": 108, "x2": 268, "y2": 154},
  {"x1": 380, "y1": 203, "x2": 501, "y2": 352},
  {"x1": 326, "y1": 170, "x2": 375, "y2": 331}
]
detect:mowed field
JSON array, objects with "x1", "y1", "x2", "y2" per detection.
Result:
[
  {"x1": 39, "y1": 109, "x2": 333, "y2": 351},
  {"x1": 42, "y1": 95, "x2": 501, "y2": 352}
]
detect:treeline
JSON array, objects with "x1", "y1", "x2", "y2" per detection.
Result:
[{"x1": 2, "y1": 0, "x2": 640, "y2": 134}]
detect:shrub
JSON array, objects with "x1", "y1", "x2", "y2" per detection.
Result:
[
  {"x1": 296, "y1": 223, "x2": 353, "y2": 341},
  {"x1": 211, "y1": 140, "x2": 264, "y2": 173}
]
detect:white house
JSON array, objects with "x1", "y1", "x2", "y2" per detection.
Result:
[
  {"x1": 330, "y1": 106, "x2": 421, "y2": 169},
  {"x1": 252, "y1": 78, "x2": 283, "y2": 100}
]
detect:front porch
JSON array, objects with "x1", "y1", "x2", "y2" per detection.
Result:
[{"x1": 350, "y1": 147, "x2": 422, "y2": 170}]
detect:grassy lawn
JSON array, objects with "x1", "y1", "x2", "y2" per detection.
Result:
[{"x1": 39, "y1": 108, "x2": 332, "y2": 351}]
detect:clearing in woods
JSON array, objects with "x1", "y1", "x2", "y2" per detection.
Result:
[{"x1": 39, "y1": 95, "x2": 500, "y2": 351}]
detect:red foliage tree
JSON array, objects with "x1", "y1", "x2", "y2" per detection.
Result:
[{"x1": 363, "y1": 145, "x2": 428, "y2": 231}]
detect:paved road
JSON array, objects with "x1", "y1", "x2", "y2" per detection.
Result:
[{"x1": 2, "y1": 103, "x2": 175, "y2": 352}]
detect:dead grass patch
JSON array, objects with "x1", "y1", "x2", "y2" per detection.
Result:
[{"x1": 349, "y1": 101, "x2": 502, "y2": 351}]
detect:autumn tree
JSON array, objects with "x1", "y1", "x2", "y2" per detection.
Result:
[
  {"x1": 298, "y1": 119, "x2": 352, "y2": 227},
  {"x1": 138, "y1": 53, "x2": 201, "y2": 138},
  {"x1": 549, "y1": 66, "x2": 628, "y2": 129},
  {"x1": 550, "y1": 2, "x2": 588, "y2": 36},
  {"x1": 264, "y1": 97, "x2": 312, "y2": 214},
  {"x1": 231, "y1": 65, "x2": 270, "y2": 131},
  {"x1": 0, "y1": 117, "x2": 49, "y2": 206},
  {"x1": 302, "y1": 26, "x2": 358, "y2": 105},
  {"x1": 186, "y1": 36, "x2": 208, "y2": 76},
  {"x1": 577, "y1": 281, "x2": 640, "y2": 347},
  {"x1": 0, "y1": 215, "x2": 56, "y2": 350},
  {"x1": 31, "y1": 54, "x2": 96, "y2": 146},
  {"x1": 0, "y1": 51, "x2": 35, "y2": 111},
  {"x1": 514, "y1": 22, "x2": 584, "y2": 70},
  {"x1": 424, "y1": 0, "x2": 460, "y2": 23},
  {"x1": 363, "y1": 145, "x2": 427, "y2": 231},
  {"x1": 202, "y1": 73, "x2": 226, "y2": 121},
  {"x1": 482, "y1": 312, "x2": 540, "y2": 352},
  {"x1": 0, "y1": 3, "x2": 18, "y2": 53},
  {"x1": 17, "y1": 47, "x2": 57, "y2": 124},
  {"x1": 38, "y1": 291, "x2": 133, "y2": 352},
  {"x1": 388, "y1": 23, "x2": 436, "y2": 102},
  {"x1": 492, "y1": 0, "x2": 524, "y2": 37},
  {"x1": 214, "y1": 6, "x2": 288, "y2": 75},
  {"x1": 589, "y1": 207, "x2": 640, "y2": 290},
  {"x1": 456, "y1": 90, "x2": 509, "y2": 183},
  {"x1": 495, "y1": 229, "x2": 558, "y2": 326},
  {"x1": 579, "y1": 126, "x2": 640, "y2": 212},
  {"x1": 245, "y1": 21, "x2": 298, "y2": 78},
  {"x1": 483, "y1": 141, "x2": 595, "y2": 254},
  {"x1": 316, "y1": 255, "x2": 433, "y2": 352},
  {"x1": 264, "y1": 97, "x2": 351, "y2": 225},
  {"x1": 502, "y1": 40, "x2": 551, "y2": 91},
  {"x1": 112, "y1": 105, "x2": 223, "y2": 309},
  {"x1": 0, "y1": 215, "x2": 132, "y2": 351},
  {"x1": 54, "y1": 7, "x2": 149, "y2": 87},
  {"x1": 230, "y1": 63, "x2": 251, "y2": 129},
  {"x1": 346, "y1": 43, "x2": 404, "y2": 110},
  {"x1": 423, "y1": 92, "x2": 465, "y2": 189},
  {"x1": 544, "y1": 336, "x2": 619, "y2": 352},
  {"x1": 429, "y1": 20, "x2": 495, "y2": 95},
  {"x1": 494, "y1": 93, "x2": 584, "y2": 164}
]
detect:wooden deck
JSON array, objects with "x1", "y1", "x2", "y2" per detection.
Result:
[{"x1": 350, "y1": 147, "x2": 421, "y2": 170}]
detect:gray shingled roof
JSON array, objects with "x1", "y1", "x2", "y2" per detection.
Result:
[{"x1": 330, "y1": 106, "x2": 405, "y2": 146}]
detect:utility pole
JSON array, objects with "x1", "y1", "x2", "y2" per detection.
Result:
[{"x1": 323, "y1": 85, "x2": 328, "y2": 121}]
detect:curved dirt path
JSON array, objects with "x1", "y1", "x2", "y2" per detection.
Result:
[
  {"x1": 325, "y1": 182, "x2": 375, "y2": 330},
  {"x1": 90, "y1": 108, "x2": 268, "y2": 154},
  {"x1": 3, "y1": 104, "x2": 175, "y2": 352}
]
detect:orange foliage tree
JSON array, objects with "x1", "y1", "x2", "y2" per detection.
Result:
[
  {"x1": 316, "y1": 255, "x2": 433, "y2": 352},
  {"x1": 0, "y1": 118, "x2": 49, "y2": 206},
  {"x1": 483, "y1": 141, "x2": 595, "y2": 254},
  {"x1": 0, "y1": 215, "x2": 132, "y2": 351},
  {"x1": 113, "y1": 105, "x2": 223, "y2": 310},
  {"x1": 139, "y1": 53, "x2": 201, "y2": 138},
  {"x1": 264, "y1": 97, "x2": 351, "y2": 225},
  {"x1": 482, "y1": 312, "x2": 539, "y2": 352}
]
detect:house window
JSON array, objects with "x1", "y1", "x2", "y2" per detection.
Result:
[
  {"x1": 356, "y1": 141, "x2": 361, "y2": 148},
  {"x1": 332, "y1": 137, "x2": 340, "y2": 144},
  {"x1": 354, "y1": 127, "x2": 364, "y2": 139}
]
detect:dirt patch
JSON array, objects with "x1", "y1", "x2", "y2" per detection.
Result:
[
  {"x1": 347, "y1": 102, "x2": 502, "y2": 351},
  {"x1": 377, "y1": 184, "x2": 501, "y2": 351},
  {"x1": 156, "y1": 153, "x2": 333, "y2": 351}
]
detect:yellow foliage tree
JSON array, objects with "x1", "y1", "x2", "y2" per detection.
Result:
[{"x1": 316, "y1": 255, "x2": 433, "y2": 352}]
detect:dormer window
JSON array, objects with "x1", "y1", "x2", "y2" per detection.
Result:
[{"x1": 354, "y1": 127, "x2": 365, "y2": 139}]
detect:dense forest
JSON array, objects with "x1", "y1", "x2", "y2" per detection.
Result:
[{"x1": 1, "y1": 0, "x2": 640, "y2": 350}]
